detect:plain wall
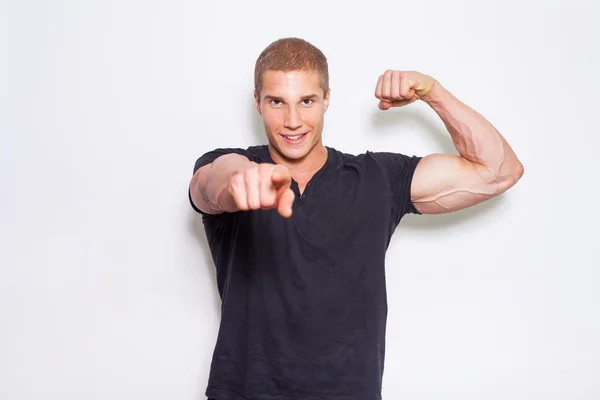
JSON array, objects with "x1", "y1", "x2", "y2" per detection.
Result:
[{"x1": 1, "y1": 0, "x2": 599, "y2": 399}]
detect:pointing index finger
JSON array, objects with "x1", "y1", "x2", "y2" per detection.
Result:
[{"x1": 271, "y1": 165, "x2": 292, "y2": 188}]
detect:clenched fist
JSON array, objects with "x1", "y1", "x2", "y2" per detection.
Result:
[
  {"x1": 228, "y1": 162, "x2": 295, "y2": 218},
  {"x1": 375, "y1": 70, "x2": 437, "y2": 110}
]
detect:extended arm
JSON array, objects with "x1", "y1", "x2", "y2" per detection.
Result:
[
  {"x1": 189, "y1": 153, "x2": 295, "y2": 217},
  {"x1": 190, "y1": 153, "x2": 253, "y2": 214}
]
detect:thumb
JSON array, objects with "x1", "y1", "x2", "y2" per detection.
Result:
[{"x1": 378, "y1": 100, "x2": 392, "y2": 110}]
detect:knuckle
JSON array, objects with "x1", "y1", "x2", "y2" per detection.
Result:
[
  {"x1": 232, "y1": 190, "x2": 247, "y2": 208},
  {"x1": 230, "y1": 173, "x2": 244, "y2": 188},
  {"x1": 235, "y1": 197, "x2": 247, "y2": 209},
  {"x1": 259, "y1": 163, "x2": 273, "y2": 177},
  {"x1": 261, "y1": 194, "x2": 275, "y2": 208},
  {"x1": 244, "y1": 168, "x2": 254, "y2": 179}
]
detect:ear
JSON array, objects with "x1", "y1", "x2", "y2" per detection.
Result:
[
  {"x1": 323, "y1": 88, "x2": 331, "y2": 113},
  {"x1": 254, "y1": 91, "x2": 262, "y2": 115}
]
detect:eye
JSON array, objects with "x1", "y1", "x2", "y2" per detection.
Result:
[
  {"x1": 302, "y1": 99, "x2": 313, "y2": 105},
  {"x1": 270, "y1": 100, "x2": 282, "y2": 106}
]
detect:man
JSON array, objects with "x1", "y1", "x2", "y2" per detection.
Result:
[{"x1": 188, "y1": 37, "x2": 523, "y2": 400}]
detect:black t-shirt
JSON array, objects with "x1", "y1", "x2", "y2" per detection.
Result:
[{"x1": 189, "y1": 144, "x2": 422, "y2": 400}]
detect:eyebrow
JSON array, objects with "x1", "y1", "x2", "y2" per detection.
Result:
[{"x1": 264, "y1": 94, "x2": 319, "y2": 102}]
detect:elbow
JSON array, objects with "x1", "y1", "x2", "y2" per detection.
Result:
[
  {"x1": 494, "y1": 160, "x2": 524, "y2": 195},
  {"x1": 515, "y1": 160, "x2": 524, "y2": 181},
  {"x1": 510, "y1": 158, "x2": 525, "y2": 185}
]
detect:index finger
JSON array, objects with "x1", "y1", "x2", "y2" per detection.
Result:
[
  {"x1": 375, "y1": 75, "x2": 383, "y2": 99},
  {"x1": 271, "y1": 165, "x2": 292, "y2": 188}
]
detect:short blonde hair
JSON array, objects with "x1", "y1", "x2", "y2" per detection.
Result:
[{"x1": 254, "y1": 37, "x2": 329, "y2": 97}]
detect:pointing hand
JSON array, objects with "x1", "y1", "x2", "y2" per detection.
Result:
[{"x1": 228, "y1": 162, "x2": 295, "y2": 218}]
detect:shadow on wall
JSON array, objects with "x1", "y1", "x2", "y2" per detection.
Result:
[
  {"x1": 370, "y1": 105, "x2": 505, "y2": 230},
  {"x1": 400, "y1": 196, "x2": 504, "y2": 231},
  {"x1": 251, "y1": 95, "x2": 267, "y2": 145},
  {"x1": 188, "y1": 209, "x2": 221, "y2": 314},
  {"x1": 370, "y1": 104, "x2": 458, "y2": 159}
]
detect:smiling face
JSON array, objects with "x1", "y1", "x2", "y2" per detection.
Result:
[{"x1": 254, "y1": 69, "x2": 330, "y2": 164}]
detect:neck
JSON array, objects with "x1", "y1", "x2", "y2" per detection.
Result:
[{"x1": 268, "y1": 143, "x2": 328, "y2": 184}]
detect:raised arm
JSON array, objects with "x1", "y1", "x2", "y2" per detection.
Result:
[{"x1": 375, "y1": 70, "x2": 524, "y2": 214}]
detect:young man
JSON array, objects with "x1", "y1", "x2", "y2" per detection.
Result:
[{"x1": 189, "y1": 37, "x2": 523, "y2": 400}]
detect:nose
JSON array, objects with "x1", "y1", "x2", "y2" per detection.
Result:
[{"x1": 284, "y1": 106, "x2": 303, "y2": 130}]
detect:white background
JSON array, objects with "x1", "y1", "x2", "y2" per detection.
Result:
[{"x1": 1, "y1": 0, "x2": 599, "y2": 399}]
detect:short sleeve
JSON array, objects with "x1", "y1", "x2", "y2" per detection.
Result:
[
  {"x1": 369, "y1": 151, "x2": 423, "y2": 225},
  {"x1": 188, "y1": 147, "x2": 254, "y2": 215}
]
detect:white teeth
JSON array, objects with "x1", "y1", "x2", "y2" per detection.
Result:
[{"x1": 285, "y1": 135, "x2": 302, "y2": 140}]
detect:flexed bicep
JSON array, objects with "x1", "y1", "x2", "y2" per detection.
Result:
[{"x1": 410, "y1": 153, "x2": 519, "y2": 214}]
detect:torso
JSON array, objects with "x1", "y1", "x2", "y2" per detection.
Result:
[{"x1": 197, "y1": 144, "x2": 422, "y2": 400}]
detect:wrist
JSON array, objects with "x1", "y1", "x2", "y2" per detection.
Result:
[{"x1": 421, "y1": 80, "x2": 450, "y2": 106}]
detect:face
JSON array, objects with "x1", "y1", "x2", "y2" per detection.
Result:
[{"x1": 254, "y1": 70, "x2": 330, "y2": 163}]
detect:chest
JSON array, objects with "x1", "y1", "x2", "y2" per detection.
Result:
[{"x1": 238, "y1": 168, "x2": 393, "y2": 257}]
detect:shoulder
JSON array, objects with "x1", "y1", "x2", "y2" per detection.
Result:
[
  {"x1": 192, "y1": 144, "x2": 270, "y2": 173},
  {"x1": 197, "y1": 144, "x2": 268, "y2": 161},
  {"x1": 326, "y1": 146, "x2": 418, "y2": 171},
  {"x1": 326, "y1": 146, "x2": 373, "y2": 164}
]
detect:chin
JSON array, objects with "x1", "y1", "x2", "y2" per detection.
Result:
[
  {"x1": 272, "y1": 133, "x2": 312, "y2": 159},
  {"x1": 279, "y1": 147, "x2": 310, "y2": 161}
]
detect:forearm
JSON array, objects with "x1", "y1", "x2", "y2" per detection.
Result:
[
  {"x1": 423, "y1": 83, "x2": 523, "y2": 182},
  {"x1": 191, "y1": 153, "x2": 252, "y2": 213}
]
